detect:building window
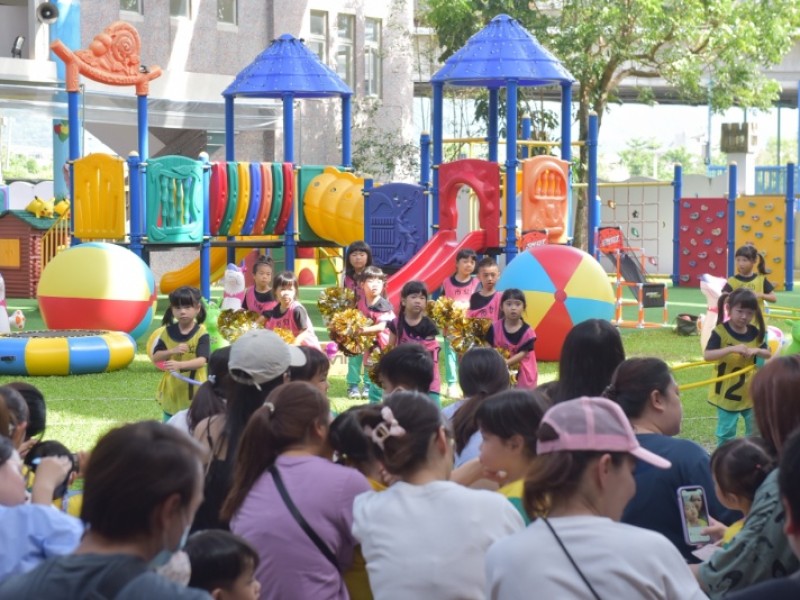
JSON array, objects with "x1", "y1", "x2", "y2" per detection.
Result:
[
  {"x1": 218, "y1": 0, "x2": 236, "y2": 25},
  {"x1": 336, "y1": 14, "x2": 355, "y2": 88},
  {"x1": 309, "y1": 10, "x2": 328, "y2": 63},
  {"x1": 120, "y1": 0, "x2": 143, "y2": 14},
  {"x1": 170, "y1": 0, "x2": 190, "y2": 18},
  {"x1": 365, "y1": 18, "x2": 382, "y2": 97}
]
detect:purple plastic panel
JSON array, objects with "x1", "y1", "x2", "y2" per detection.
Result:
[{"x1": 368, "y1": 183, "x2": 428, "y2": 269}]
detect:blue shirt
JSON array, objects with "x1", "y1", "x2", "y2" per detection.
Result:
[
  {"x1": 0, "y1": 504, "x2": 83, "y2": 581},
  {"x1": 621, "y1": 433, "x2": 739, "y2": 562}
]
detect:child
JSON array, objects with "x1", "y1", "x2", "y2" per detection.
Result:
[
  {"x1": 442, "y1": 249, "x2": 479, "y2": 398},
  {"x1": 722, "y1": 244, "x2": 777, "y2": 312},
  {"x1": 344, "y1": 241, "x2": 374, "y2": 399},
  {"x1": 265, "y1": 271, "x2": 321, "y2": 350},
  {"x1": 467, "y1": 256, "x2": 501, "y2": 320},
  {"x1": 23, "y1": 440, "x2": 81, "y2": 517},
  {"x1": 703, "y1": 288, "x2": 771, "y2": 446},
  {"x1": 358, "y1": 266, "x2": 396, "y2": 404},
  {"x1": 485, "y1": 289, "x2": 538, "y2": 389},
  {"x1": 288, "y1": 346, "x2": 331, "y2": 395},
  {"x1": 352, "y1": 391, "x2": 524, "y2": 599},
  {"x1": 242, "y1": 255, "x2": 277, "y2": 314},
  {"x1": 476, "y1": 389, "x2": 550, "y2": 523},
  {"x1": 376, "y1": 343, "x2": 435, "y2": 400},
  {"x1": 387, "y1": 281, "x2": 441, "y2": 402},
  {"x1": 710, "y1": 437, "x2": 775, "y2": 548},
  {"x1": 152, "y1": 286, "x2": 209, "y2": 421},
  {"x1": 185, "y1": 530, "x2": 261, "y2": 600}
]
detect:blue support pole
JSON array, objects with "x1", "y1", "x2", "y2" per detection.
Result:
[
  {"x1": 672, "y1": 164, "x2": 683, "y2": 286},
  {"x1": 431, "y1": 82, "x2": 443, "y2": 235},
  {"x1": 128, "y1": 153, "x2": 142, "y2": 258},
  {"x1": 727, "y1": 163, "x2": 738, "y2": 277},
  {"x1": 521, "y1": 115, "x2": 531, "y2": 160},
  {"x1": 224, "y1": 96, "x2": 236, "y2": 266},
  {"x1": 200, "y1": 152, "x2": 212, "y2": 300},
  {"x1": 132, "y1": 94, "x2": 149, "y2": 259},
  {"x1": 341, "y1": 94, "x2": 352, "y2": 168},
  {"x1": 786, "y1": 162, "x2": 795, "y2": 292},
  {"x1": 363, "y1": 178, "x2": 373, "y2": 249},
  {"x1": 505, "y1": 80, "x2": 519, "y2": 262},
  {"x1": 488, "y1": 88, "x2": 499, "y2": 163},
  {"x1": 420, "y1": 132, "x2": 431, "y2": 188},
  {"x1": 560, "y1": 82, "x2": 572, "y2": 162},
  {"x1": 587, "y1": 113, "x2": 599, "y2": 257},
  {"x1": 283, "y1": 94, "x2": 295, "y2": 273},
  {"x1": 67, "y1": 90, "x2": 80, "y2": 244}
]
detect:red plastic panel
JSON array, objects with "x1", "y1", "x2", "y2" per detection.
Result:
[
  {"x1": 438, "y1": 159, "x2": 501, "y2": 248},
  {"x1": 209, "y1": 162, "x2": 228, "y2": 236},
  {"x1": 677, "y1": 197, "x2": 728, "y2": 286},
  {"x1": 274, "y1": 162, "x2": 294, "y2": 234}
]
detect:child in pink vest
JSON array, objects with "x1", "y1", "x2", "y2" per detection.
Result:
[
  {"x1": 442, "y1": 249, "x2": 478, "y2": 398},
  {"x1": 242, "y1": 255, "x2": 277, "y2": 316},
  {"x1": 485, "y1": 288, "x2": 538, "y2": 388},
  {"x1": 387, "y1": 281, "x2": 441, "y2": 404},
  {"x1": 265, "y1": 271, "x2": 320, "y2": 350},
  {"x1": 357, "y1": 266, "x2": 395, "y2": 403},
  {"x1": 467, "y1": 257, "x2": 502, "y2": 320},
  {"x1": 344, "y1": 241, "x2": 374, "y2": 399}
]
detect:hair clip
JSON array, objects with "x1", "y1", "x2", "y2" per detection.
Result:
[
  {"x1": 364, "y1": 406, "x2": 406, "y2": 450},
  {"x1": 207, "y1": 374, "x2": 216, "y2": 385},
  {"x1": 264, "y1": 401, "x2": 275, "y2": 414}
]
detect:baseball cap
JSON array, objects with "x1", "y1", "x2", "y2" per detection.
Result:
[
  {"x1": 537, "y1": 397, "x2": 671, "y2": 469},
  {"x1": 228, "y1": 329, "x2": 306, "y2": 390}
]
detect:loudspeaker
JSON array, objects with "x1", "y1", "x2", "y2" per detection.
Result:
[{"x1": 36, "y1": 2, "x2": 59, "y2": 25}]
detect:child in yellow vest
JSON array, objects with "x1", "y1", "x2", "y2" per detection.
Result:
[
  {"x1": 703, "y1": 288, "x2": 771, "y2": 446},
  {"x1": 152, "y1": 286, "x2": 209, "y2": 421},
  {"x1": 722, "y1": 244, "x2": 776, "y2": 313}
]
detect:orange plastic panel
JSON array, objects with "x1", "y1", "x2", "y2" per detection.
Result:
[{"x1": 521, "y1": 156, "x2": 569, "y2": 244}]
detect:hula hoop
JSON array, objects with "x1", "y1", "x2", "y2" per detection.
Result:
[
  {"x1": 0, "y1": 330, "x2": 136, "y2": 376},
  {"x1": 676, "y1": 362, "x2": 757, "y2": 392}
]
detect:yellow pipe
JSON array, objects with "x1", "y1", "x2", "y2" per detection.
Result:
[{"x1": 677, "y1": 364, "x2": 756, "y2": 392}]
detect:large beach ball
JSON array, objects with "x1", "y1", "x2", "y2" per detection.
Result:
[
  {"x1": 498, "y1": 245, "x2": 615, "y2": 361},
  {"x1": 38, "y1": 243, "x2": 157, "y2": 339}
]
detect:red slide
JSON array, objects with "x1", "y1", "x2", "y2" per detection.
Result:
[{"x1": 387, "y1": 229, "x2": 488, "y2": 310}]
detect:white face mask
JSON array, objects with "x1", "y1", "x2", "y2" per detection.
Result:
[{"x1": 150, "y1": 514, "x2": 191, "y2": 569}]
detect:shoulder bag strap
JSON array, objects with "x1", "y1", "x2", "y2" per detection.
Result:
[
  {"x1": 269, "y1": 464, "x2": 340, "y2": 572},
  {"x1": 541, "y1": 517, "x2": 602, "y2": 600}
]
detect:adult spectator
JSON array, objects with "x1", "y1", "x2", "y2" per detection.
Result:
[{"x1": 604, "y1": 357, "x2": 737, "y2": 561}]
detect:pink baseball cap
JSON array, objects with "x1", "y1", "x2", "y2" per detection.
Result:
[{"x1": 537, "y1": 397, "x2": 671, "y2": 469}]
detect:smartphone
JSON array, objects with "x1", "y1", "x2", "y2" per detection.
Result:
[{"x1": 677, "y1": 485, "x2": 712, "y2": 546}]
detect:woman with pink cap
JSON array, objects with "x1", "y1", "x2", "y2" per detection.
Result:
[{"x1": 485, "y1": 396, "x2": 706, "y2": 599}]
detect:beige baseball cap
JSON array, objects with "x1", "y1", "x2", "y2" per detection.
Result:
[{"x1": 228, "y1": 329, "x2": 306, "y2": 390}]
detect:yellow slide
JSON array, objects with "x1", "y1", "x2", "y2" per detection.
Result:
[{"x1": 159, "y1": 247, "x2": 253, "y2": 294}]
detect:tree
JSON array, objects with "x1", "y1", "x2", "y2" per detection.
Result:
[
  {"x1": 617, "y1": 139, "x2": 707, "y2": 178},
  {"x1": 757, "y1": 136, "x2": 799, "y2": 167},
  {"x1": 422, "y1": 0, "x2": 800, "y2": 248}
]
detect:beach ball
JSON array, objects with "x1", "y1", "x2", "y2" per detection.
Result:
[
  {"x1": 37, "y1": 243, "x2": 157, "y2": 339},
  {"x1": 498, "y1": 245, "x2": 615, "y2": 361}
]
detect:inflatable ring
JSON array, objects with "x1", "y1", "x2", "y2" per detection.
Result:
[{"x1": 0, "y1": 330, "x2": 136, "y2": 376}]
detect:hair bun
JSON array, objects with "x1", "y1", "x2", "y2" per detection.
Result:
[{"x1": 603, "y1": 384, "x2": 616, "y2": 399}]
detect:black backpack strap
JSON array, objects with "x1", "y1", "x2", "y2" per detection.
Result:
[
  {"x1": 95, "y1": 557, "x2": 149, "y2": 599},
  {"x1": 269, "y1": 465, "x2": 340, "y2": 572}
]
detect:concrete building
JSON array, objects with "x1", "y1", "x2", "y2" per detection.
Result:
[{"x1": 0, "y1": 0, "x2": 415, "y2": 170}]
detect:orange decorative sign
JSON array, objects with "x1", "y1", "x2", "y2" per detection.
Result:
[{"x1": 51, "y1": 21, "x2": 161, "y2": 95}]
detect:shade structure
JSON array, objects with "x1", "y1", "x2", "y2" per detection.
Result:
[
  {"x1": 224, "y1": 34, "x2": 352, "y2": 99},
  {"x1": 430, "y1": 14, "x2": 574, "y2": 88}
]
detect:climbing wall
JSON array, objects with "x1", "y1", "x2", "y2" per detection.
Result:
[
  {"x1": 677, "y1": 197, "x2": 727, "y2": 286},
  {"x1": 734, "y1": 195, "x2": 787, "y2": 290}
]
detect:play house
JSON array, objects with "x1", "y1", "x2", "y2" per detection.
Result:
[{"x1": 0, "y1": 210, "x2": 70, "y2": 298}]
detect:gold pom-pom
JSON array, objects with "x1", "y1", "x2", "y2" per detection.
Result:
[
  {"x1": 427, "y1": 297, "x2": 464, "y2": 331},
  {"x1": 318, "y1": 287, "x2": 356, "y2": 322},
  {"x1": 366, "y1": 345, "x2": 392, "y2": 386},
  {"x1": 218, "y1": 309, "x2": 262, "y2": 343},
  {"x1": 328, "y1": 308, "x2": 372, "y2": 357},
  {"x1": 447, "y1": 316, "x2": 492, "y2": 355},
  {"x1": 272, "y1": 327, "x2": 296, "y2": 345},
  {"x1": 495, "y1": 347, "x2": 518, "y2": 386}
]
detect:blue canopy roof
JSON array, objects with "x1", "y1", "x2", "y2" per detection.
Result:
[
  {"x1": 223, "y1": 34, "x2": 352, "y2": 98},
  {"x1": 431, "y1": 14, "x2": 574, "y2": 88}
]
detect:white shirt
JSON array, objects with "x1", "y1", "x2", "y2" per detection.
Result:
[
  {"x1": 352, "y1": 480, "x2": 523, "y2": 600},
  {"x1": 166, "y1": 410, "x2": 190, "y2": 434},
  {"x1": 486, "y1": 515, "x2": 707, "y2": 600}
]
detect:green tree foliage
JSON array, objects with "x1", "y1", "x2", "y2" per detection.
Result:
[
  {"x1": 757, "y1": 136, "x2": 799, "y2": 167},
  {"x1": 350, "y1": 98, "x2": 420, "y2": 182},
  {"x1": 618, "y1": 138, "x2": 707, "y2": 178},
  {"x1": 422, "y1": 0, "x2": 800, "y2": 247}
]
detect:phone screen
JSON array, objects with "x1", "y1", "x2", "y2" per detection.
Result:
[{"x1": 678, "y1": 486, "x2": 711, "y2": 545}]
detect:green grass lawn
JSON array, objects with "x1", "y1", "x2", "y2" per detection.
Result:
[{"x1": 2, "y1": 282, "x2": 799, "y2": 453}]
